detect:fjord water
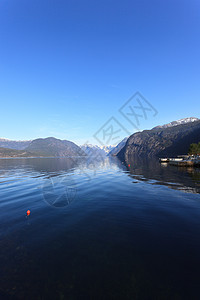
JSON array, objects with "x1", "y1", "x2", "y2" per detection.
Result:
[{"x1": 0, "y1": 157, "x2": 200, "y2": 299}]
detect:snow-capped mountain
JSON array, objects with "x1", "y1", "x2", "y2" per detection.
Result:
[
  {"x1": 153, "y1": 117, "x2": 199, "y2": 130},
  {"x1": 99, "y1": 145, "x2": 115, "y2": 154},
  {"x1": 80, "y1": 144, "x2": 115, "y2": 156}
]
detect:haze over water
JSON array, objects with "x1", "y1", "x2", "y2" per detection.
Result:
[{"x1": 0, "y1": 157, "x2": 200, "y2": 299}]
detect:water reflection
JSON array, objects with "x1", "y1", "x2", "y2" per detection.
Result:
[
  {"x1": 0, "y1": 156, "x2": 125, "y2": 178},
  {"x1": 124, "y1": 156, "x2": 200, "y2": 194},
  {"x1": 0, "y1": 156, "x2": 200, "y2": 194}
]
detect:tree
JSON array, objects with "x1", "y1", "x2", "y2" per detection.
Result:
[{"x1": 188, "y1": 142, "x2": 200, "y2": 155}]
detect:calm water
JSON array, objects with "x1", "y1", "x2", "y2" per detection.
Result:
[{"x1": 0, "y1": 156, "x2": 200, "y2": 299}]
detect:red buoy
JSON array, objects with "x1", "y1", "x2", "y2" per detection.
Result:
[
  {"x1": 128, "y1": 164, "x2": 130, "y2": 167},
  {"x1": 27, "y1": 210, "x2": 30, "y2": 216}
]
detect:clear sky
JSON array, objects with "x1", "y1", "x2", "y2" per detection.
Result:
[{"x1": 0, "y1": 0, "x2": 200, "y2": 145}]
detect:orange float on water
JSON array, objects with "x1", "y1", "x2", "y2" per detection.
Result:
[{"x1": 27, "y1": 210, "x2": 30, "y2": 216}]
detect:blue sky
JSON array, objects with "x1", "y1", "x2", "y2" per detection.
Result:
[{"x1": 0, "y1": 0, "x2": 200, "y2": 145}]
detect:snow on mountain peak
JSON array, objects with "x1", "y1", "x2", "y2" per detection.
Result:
[
  {"x1": 153, "y1": 117, "x2": 199, "y2": 129},
  {"x1": 80, "y1": 144, "x2": 115, "y2": 155}
]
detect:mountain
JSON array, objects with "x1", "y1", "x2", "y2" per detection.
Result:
[
  {"x1": 0, "y1": 137, "x2": 86, "y2": 158},
  {"x1": 26, "y1": 137, "x2": 86, "y2": 157},
  {"x1": 80, "y1": 144, "x2": 114, "y2": 156},
  {"x1": 0, "y1": 138, "x2": 31, "y2": 150},
  {"x1": 117, "y1": 118, "x2": 200, "y2": 160},
  {"x1": 80, "y1": 144, "x2": 106, "y2": 157},
  {"x1": 100, "y1": 145, "x2": 115, "y2": 154},
  {"x1": 109, "y1": 137, "x2": 128, "y2": 156},
  {"x1": 0, "y1": 147, "x2": 35, "y2": 158},
  {"x1": 153, "y1": 117, "x2": 199, "y2": 129}
]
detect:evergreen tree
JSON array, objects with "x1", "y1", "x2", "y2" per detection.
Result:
[{"x1": 188, "y1": 142, "x2": 200, "y2": 155}]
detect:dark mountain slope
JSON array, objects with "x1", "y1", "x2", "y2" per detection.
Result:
[
  {"x1": 117, "y1": 120, "x2": 200, "y2": 160},
  {"x1": 109, "y1": 137, "x2": 128, "y2": 156}
]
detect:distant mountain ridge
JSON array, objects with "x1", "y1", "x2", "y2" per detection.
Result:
[
  {"x1": 117, "y1": 117, "x2": 200, "y2": 159},
  {"x1": 0, "y1": 138, "x2": 32, "y2": 150},
  {"x1": 0, "y1": 137, "x2": 86, "y2": 158},
  {"x1": 26, "y1": 137, "x2": 86, "y2": 157},
  {"x1": 0, "y1": 137, "x2": 115, "y2": 156},
  {"x1": 80, "y1": 144, "x2": 114, "y2": 156}
]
